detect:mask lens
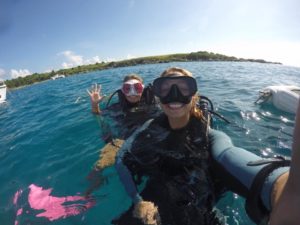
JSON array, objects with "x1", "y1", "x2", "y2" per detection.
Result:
[
  {"x1": 134, "y1": 83, "x2": 144, "y2": 94},
  {"x1": 160, "y1": 83, "x2": 170, "y2": 97},
  {"x1": 122, "y1": 83, "x2": 131, "y2": 94},
  {"x1": 122, "y1": 81, "x2": 144, "y2": 96}
]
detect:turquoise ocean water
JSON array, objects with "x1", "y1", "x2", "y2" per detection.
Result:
[{"x1": 0, "y1": 62, "x2": 299, "y2": 225}]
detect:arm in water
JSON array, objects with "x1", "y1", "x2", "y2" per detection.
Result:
[
  {"x1": 114, "y1": 120, "x2": 161, "y2": 225},
  {"x1": 115, "y1": 152, "x2": 160, "y2": 225},
  {"x1": 85, "y1": 139, "x2": 124, "y2": 196},
  {"x1": 85, "y1": 83, "x2": 118, "y2": 196},
  {"x1": 269, "y1": 99, "x2": 300, "y2": 225},
  {"x1": 87, "y1": 83, "x2": 113, "y2": 142}
]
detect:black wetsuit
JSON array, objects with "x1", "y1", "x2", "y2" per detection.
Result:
[
  {"x1": 114, "y1": 112, "x2": 290, "y2": 225},
  {"x1": 114, "y1": 114, "x2": 225, "y2": 225},
  {"x1": 100, "y1": 88, "x2": 160, "y2": 141},
  {"x1": 85, "y1": 88, "x2": 160, "y2": 196}
]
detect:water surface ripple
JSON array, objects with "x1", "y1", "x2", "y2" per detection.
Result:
[{"x1": 0, "y1": 62, "x2": 299, "y2": 225}]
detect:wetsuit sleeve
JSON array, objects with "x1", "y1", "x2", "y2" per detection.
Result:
[
  {"x1": 115, "y1": 152, "x2": 142, "y2": 203},
  {"x1": 94, "y1": 102, "x2": 122, "y2": 143},
  {"x1": 209, "y1": 129, "x2": 289, "y2": 210},
  {"x1": 94, "y1": 115, "x2": 114, "y2": 143},
  {"x1": 115, "y1": 119, "x2": 154, "y2": 203}
]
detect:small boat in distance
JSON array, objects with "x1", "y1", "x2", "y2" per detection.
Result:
[
  {"x1": 51, "y1": 74, "x2": 65, "y2": 80},
  {"x1": 255, "y1": 85, "x2": 300, "y2": 114},
  {"x1": 0, "y1": 80, "x2": 7, "y2": 103}
]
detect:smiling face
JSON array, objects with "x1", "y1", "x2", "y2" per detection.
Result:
[
  {"x1": 156, "y1": 68, "x2": 197, "y2": 126},
  {"x1": 158, "y1": 67, "x2": 197, "y2": 124},
  {"x1": 125, "y1": 94, "x2": 142, "y2": 103}
]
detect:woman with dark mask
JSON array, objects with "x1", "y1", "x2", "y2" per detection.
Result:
[{"x1": 114, "y1": 67, "x2": 297, "y2": 225}]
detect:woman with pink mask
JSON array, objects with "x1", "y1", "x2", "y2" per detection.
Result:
[
  {"x1": 88, "y1": 74, "x2": 159, "y2": 140},
  {"x1": 86, "y1": 74, "x2": 160, "y2": 196}
]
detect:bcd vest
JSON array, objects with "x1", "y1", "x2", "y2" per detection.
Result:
[
  {"x1": 124, "y1": 114, "x2": 220, "y2": 224},
  {"x1": 117, "y1": 85, "x2": 156, "y2": 113}
]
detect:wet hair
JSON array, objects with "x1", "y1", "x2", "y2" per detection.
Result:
[
  {"x1": 123, "y1": 74, "x2": 143, "y2": 83},
  {"x1": 160, "y1": 67, "x2": 204, "y2": 121},
  {"x1": 160, "y1": 67, "x2": 192, "y2": 78}
]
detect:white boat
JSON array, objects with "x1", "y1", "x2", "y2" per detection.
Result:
[
  {"x1": 51, "y1": 74, "x2": 65, "y2": 80},
  {"x1": 0, "y1": 80, "x2": 7, "y2": 103},
  {"x1": 255, "y1": 85, "x2": 300, "y2": 113}
]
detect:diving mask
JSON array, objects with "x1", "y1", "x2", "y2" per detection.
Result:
[
  {"x1": 152, "y1": 76, "x2": 198, "y2": 104},
  {"x1": 121, "y1": 79, "x2": 144, "y2": 96}
]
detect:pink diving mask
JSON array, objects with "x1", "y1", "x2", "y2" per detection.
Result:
[{"x1": 121, "y1": 79, "x2": 144, "y2": 96}]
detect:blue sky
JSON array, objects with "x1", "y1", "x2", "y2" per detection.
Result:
[{"x1": 0, "y1": 0, "x2": 299, "y2": 80}]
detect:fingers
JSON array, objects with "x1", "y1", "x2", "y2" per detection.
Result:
[
  {"x1": 93, "y1": 83, "x2": 99, "y2": 92},
  {"x1": 133, "y1": 201, "x2": 160, "y2": 225},
  {"x1": 97, "y1": 84, "x2": 102, "y2": 93},
  {"x1": 87, "y1": 83, "x2": 102, "y2": 96},
  {"x1": 87, "y1": 89, "x2": 92, "y2": 96},
  {"x1": 93, "y1": 83, "x2": 101, "y2": 94}
]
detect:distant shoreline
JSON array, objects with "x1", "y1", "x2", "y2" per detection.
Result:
[{"x1": 5, "y1": 51, "x2": 282, "y2": 89}]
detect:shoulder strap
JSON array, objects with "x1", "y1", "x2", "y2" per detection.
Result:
[
  {"x1": 117, "y1": 90, "x2": 127, "y2": 108},
  {"x1": 106, "y1": 89, "x2": 122, "y2": 108},
  {"x1": 245, "y1": 157, "x2": 290, "y2": 224},
  {"x1": 116, "y1": 118, "x2": 154, "y2": 162}
]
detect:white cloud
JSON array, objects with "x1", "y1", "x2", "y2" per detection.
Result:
[
  {"x1": 126, "y1": 54, "x2": 136, "y2": 59},
  {"x1": 85, "y1": 56, "x2": 101, "y2": 64},
  {"x1": 208, "y1": 40, "x2": 300, "y2": 68},
  {"x1": 44, "y1": 69, "x2": 53, "y2": 73},
  {"x1": 0, "y1": 68, "x2": 6, "y2": 79},
  {"x1": 10, "y1": 69, "x2": 32, "y2": 79},
  {"x1": 104, "y1": 57, "x2": 116, "y2": 62},
  {"x1": 62, "y1": 62, "x2": 73, "y2": 69},
  {"x1": 58, "y1": 50, "x2": 102, "y2": 68},
  {"x1": 59, "y1": 50, "x2": 83, "y2": 68}
]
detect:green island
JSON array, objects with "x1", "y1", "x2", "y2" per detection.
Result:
[{"x1": 5, "y1": 51, "x2": 281, "y2": 89}]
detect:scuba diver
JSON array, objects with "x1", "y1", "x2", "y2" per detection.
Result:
[
  {"x1": 114, "y1": 67, "x2": 296, "y2": 225},
  {"x1": 87, "y1": 74, "x2": 159, "y2": 141},
  {"x1": 85, "y1": 74, "x2": 160, "y2": 196}
]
